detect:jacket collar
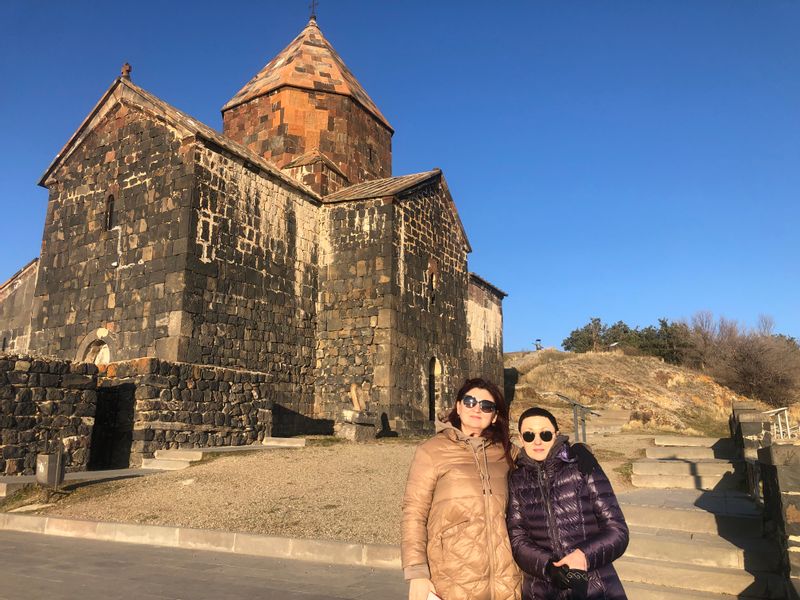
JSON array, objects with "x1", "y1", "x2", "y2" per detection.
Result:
[
  {"x1": 516, "y1": 434, "x2": 572, "y2": 469},
  {"x1": 437, "y1": 420, "x2": 490, "y2": 448}
]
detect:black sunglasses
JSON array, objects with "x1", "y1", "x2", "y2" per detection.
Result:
[
  {"x1": 461, "y1": 395, "x2": 497, "y2": 413},
  {"x1": 522, "y1": 430, "x2": 554, "y2": 443}
]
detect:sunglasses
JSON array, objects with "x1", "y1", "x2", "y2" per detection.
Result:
[
  {"x1": 521, "y1": 430, "x2": 554, "y2": 443},
  {"x1": 461, "y1": 395, "x2": 497, "y2": 413}
]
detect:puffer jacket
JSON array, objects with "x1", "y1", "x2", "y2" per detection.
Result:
[
  {"x1": 506, "y1": 437, "x2": 628, "y2": 600},
  {"x1": 401, "y1": 423, "x2": 522, "y2": 600}
]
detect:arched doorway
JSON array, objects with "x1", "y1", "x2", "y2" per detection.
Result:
[
  {"x1": 75, "y1": 327, "x2": 116, "y2": 365},
  {"x1": 428, "y1": 357, "x2": 442, "y2": 421},
  {"x1": 83, "y1": 340, "x2": 110, "y2": 365}
]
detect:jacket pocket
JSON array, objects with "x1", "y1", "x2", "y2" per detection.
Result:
[{"x1": 440, "y1": 520, "x2": 470, "y2": 540}]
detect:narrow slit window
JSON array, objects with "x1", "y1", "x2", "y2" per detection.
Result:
[{"x1": 104, "y1": 194, "x2": 115, "y2": 230}]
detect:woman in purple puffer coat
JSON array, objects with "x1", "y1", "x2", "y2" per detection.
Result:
[{"x1": 507, "y1": 407, "x2": 628, "y2": 599}]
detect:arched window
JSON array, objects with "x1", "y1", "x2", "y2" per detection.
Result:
[
  {"x1": 104, "y1": 194, "x2": 115, "y2": 230},
  {"x1": 83, "y1": 339, "x2": 111, "y2": 365}
]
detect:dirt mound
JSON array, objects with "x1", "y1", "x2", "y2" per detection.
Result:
[{"x1": 505, "y1": 350, "x2": 760, "y2": 436}]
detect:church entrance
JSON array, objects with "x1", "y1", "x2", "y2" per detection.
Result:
[{"x1": 88, "y1": 383, "x2": 135, "y2": 470}]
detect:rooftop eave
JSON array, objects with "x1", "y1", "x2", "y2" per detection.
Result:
[{"x1": 470, "y1": 272, "x2": 508, "y2": 299}]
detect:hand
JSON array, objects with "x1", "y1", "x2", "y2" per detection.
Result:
[
  {"x1": 554, "y1": 548, "x2": 587, "y2": 571},
  {"x1": 409, "y1": 577, "x2": 437, "y2": 600}
]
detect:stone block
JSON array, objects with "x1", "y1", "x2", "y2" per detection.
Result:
[
  {"x1": 335, "y1": 422, "x2": 375, "y2": 442},
  {"x1": 61, "y1": 374, "x2": 95, "y2": 389}
]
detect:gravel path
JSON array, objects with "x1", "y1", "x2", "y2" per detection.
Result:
[{"x1": 20, "y1": 433, "x2": 649, "y2": 545}]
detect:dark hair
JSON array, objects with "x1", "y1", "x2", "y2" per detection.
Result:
[
  {"x1": 444, "y1": 377, "x2": 513, "y2": 466},
  {"x1": 518, "y1": 407, "x2": 559, "y2": 432}
]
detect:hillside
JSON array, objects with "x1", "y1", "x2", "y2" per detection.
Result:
[{"x1": 504, "y1": 349, "x2": 761, "y2": 436}]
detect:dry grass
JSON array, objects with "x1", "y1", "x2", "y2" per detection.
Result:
[{"x1": 506, "y1": 350, "x2": 759, "y2": 436}]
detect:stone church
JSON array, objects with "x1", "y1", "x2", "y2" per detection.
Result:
[{"x1": 0, "y1": 17, "x2": 505, "y2": 437}]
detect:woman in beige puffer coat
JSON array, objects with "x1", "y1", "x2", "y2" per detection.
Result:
[{"x1": 401, "y1": 378, "x2": 522, "y2": 600}]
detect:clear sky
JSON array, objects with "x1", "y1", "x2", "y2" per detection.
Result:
[{"x1": 1, "y1": 1, "x2": 798, "y2": 351}]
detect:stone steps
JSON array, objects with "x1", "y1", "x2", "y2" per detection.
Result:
[
  {"x1": 653, "y1": 436, "x2": 735, "y2": 448},
  {"x1": 584, "y1": 409, "x2": 631, "y2": 434},
  {"x1": 616, "y1": 555, "x2": 785, "y2": 598},
  {"x1": 140, "y1": 458, "x2": 192, "y2": 470},
  {"x1": 646, "y1": 446, "x2": 738, "y2": 460},
  {"x1": 626, "y1": 525, "x2": 781, "y2": 571},
  {"x1": 635, "y1": 437, "x2": 743, "y2": 490},
  {"x1": 142, "y1": 439, "x2": 306, "y2": 471},
  {"x1": 631, "y1": 472, "x2": 744, "y2": 491},
  {"x1": 622, "y1": 581, "x2": 762, "y2": 600},
  {"x1": 633, "y1": 458, "x2": 741, "y2": 477},
  {"x1": 620, "y1": 494, "x2": 763, "y2": 537},
  {"x1": 617, "y1": 437, "x2": 782, "y2": 599}
]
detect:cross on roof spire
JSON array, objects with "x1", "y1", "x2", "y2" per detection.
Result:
[
  {"x1": 309, "y1": 0, "x2": 318, "y2": 20},
  {"x1": 121, "y1": 63, "x2": 132, "y2": 80}
]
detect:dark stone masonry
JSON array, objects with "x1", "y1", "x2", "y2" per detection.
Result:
[
  {"x1": 0, "y1": 16, "x2": 506, "y2": 471},
  {"x1": 0, "y1": 355, "x2": 97, "y2": 476}
]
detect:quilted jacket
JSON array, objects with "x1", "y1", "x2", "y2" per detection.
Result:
[
  {"x1": 401, "y1": 423, "x2": 522, "y2": 600},
  {"x1": 506, "y1": 437, "x2": 628, "y2": 600}
]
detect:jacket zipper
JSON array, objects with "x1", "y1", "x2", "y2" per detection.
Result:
[
  {"x1": 471, "y1": 441, "x2": 497, "y2": 599},
  {"x1": 536, "y1": 462, "x2": 564, "y2": 557}
]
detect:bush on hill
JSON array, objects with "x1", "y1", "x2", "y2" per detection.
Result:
[{"x1": 561, "y1": 313, "x2": 799, "y2": 408}]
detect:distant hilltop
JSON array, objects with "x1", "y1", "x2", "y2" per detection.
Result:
[{"x1": 504, "y1": 349, "x2": 765, "y2": 436}]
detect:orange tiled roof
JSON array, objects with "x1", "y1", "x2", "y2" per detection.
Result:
[{"x1": 222, "y1": 18, "x2": 392, "y2": 131}]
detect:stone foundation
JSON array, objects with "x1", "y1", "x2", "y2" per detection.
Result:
[
  {"x1": 0, "y1": 354, "x2": 97, "y2": 475},
  {"x1": 101, "y1": 357, "x2": 273, "y2": 466},
  {"x1": 0, "y1": 353, "x2": 275, "y2": 474}
]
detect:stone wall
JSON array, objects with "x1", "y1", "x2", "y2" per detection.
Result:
[
  {"x1": 0, "y1": 354, "x2": 97, "y2": 475},
  {"x1": 0, "y1": 259, "x2": 38, "y2": 354},
  {"x1": 182, "y1": 144, "x2": 320, "y2": 434},
  {"x1": 315, "y1": 198, "x2": 394, "y2": 421},
  {"x1": 222, "y1": 87, "x2": 392, "y2": 190},
  {"x1": 29, "y1": 101, "x2": 195, "y2": 363},
  {"x1": 759, "y1": 441, "x2": 800, "y2": 598},
  {"x1": 466, "y1": 274, "x2": 505, "y2": 386},
  {"x1": 731, "y1": 402, "x2": 800, "y2": 598},
  {"x1": 100, "y1": 358, "x2": 273, "y2": 467},
  {"x1": 389, "y1": 179, "x2": 471, "y2": 431}
]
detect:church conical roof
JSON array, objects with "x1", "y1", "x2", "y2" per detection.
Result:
[{"x1": 222, "y1": 17, "x2": 392, "y2": 131}]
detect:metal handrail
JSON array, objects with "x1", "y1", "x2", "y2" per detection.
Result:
[
  {"x1": 762, "y1": 407, "x2": 799, "y2": 440},
  {"x1": 539, "y1": 391, "x2": 601, "y2": 444}
]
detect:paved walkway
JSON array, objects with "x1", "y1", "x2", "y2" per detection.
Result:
[{"x1": 0, "y1": 530, "x2": 406, "y2": 599}]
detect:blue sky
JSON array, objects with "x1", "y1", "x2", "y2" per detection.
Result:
[{"x1": 1, "y1": 1, "x2": 798, "y2": 351}]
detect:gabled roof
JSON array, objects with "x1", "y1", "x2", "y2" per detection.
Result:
[
  {"x1": 323, "y1": 169, "x2": 440, "y2": 202},
  {"x1": 469, "y1": 272, "x2": 508, "y2": 299},
  {"x1": 222, "y1": 17, "x2": 392, "y2": 132},
  {"x1": 284, "y1": 149, "x2": 348, "y2": 181},
  {"x1": 0, "y1": 258, "x2": 38, "y2": 297},
  {"x1": 323, "y1": 169, "x2": 472, "y2": 253},
  {"x1": 38, "y1": 78, "x2": 321, "y2": 201}
]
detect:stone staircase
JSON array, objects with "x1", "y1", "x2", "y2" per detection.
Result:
[
  {"x1": 139, "y1": 437, "x2": 306, "y2": 470},
  {"x1": 614, "y1": 436, "x2": 785, "y2": 598},
  {"x1": 585, "y1": 408, "x2": 631, "y2": 434}
]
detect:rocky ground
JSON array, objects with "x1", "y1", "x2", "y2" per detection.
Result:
[{"x1": 2, "y1": 432, "x2": 653, "y2": 545}]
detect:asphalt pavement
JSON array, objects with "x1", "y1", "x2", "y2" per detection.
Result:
[{"x1": 0, "y1": 530, "x2": 406, "y2": 599}]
